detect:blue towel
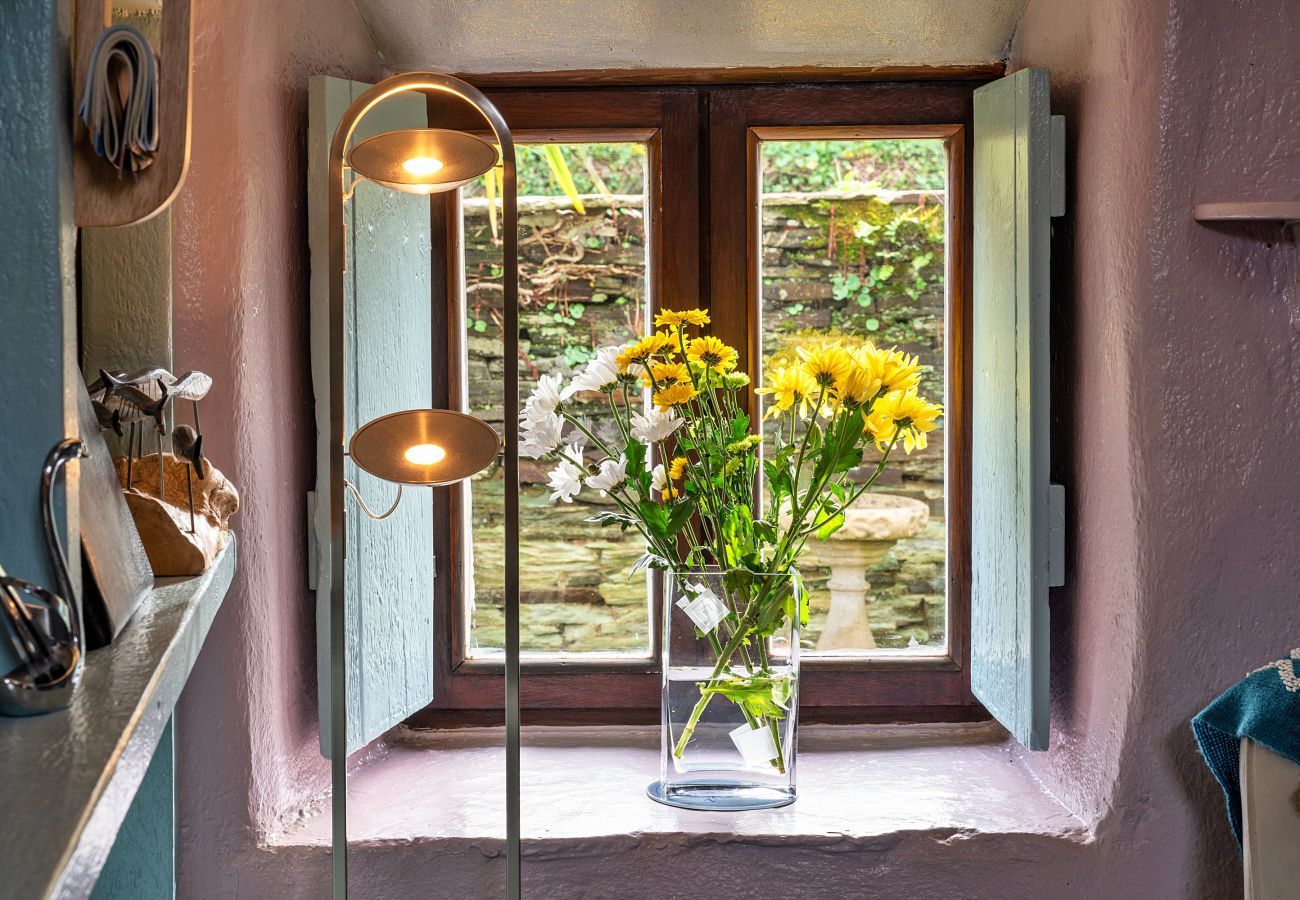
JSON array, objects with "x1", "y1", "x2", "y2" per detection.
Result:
[{"x1": 1192, "y1": 647, "x2": 1300, "y2": 846}]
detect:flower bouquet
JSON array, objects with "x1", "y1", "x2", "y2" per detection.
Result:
[{"x1": 520, "y1": 307, "x2": 941, "y2": 809}]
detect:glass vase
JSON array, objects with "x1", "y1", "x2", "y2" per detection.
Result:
[{"x1": 647, "y1": 569, "x2": 801, "y2": 811}]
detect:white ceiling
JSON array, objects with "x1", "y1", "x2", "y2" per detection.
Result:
[{"x1": 352, "y1": 0, "x2": 1028, "y2": 73}]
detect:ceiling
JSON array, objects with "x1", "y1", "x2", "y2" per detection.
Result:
[{"x1": 351, "y1": 0, "x2": 1028, "y2": 74}]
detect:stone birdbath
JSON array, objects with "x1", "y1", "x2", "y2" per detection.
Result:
[{"x1": 800, "y1": 493, "x2": 929, "y2": 651}]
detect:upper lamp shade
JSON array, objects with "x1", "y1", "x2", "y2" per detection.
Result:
[
  {"x1": 346, "y1": 128, "x2": 498, "y2": 194},
  {"x1": 349, "y1": 409, "x2": 500, "y2": 486}
]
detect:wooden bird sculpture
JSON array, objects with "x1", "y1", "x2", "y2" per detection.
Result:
[{"x1": 171, "y1": 424, "x2": 204, "y2": 533}]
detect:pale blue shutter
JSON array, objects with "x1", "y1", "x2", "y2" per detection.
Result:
[
  {"x1": 971, "y1": 67, "x2": 1066, "y2": 751},
  {"x1": 309, "y1": 77, "x2": 435, "y2": 755}
]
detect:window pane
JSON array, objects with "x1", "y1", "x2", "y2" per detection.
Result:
[
  {"x1": 461, "y1": 141, "x2": 652, "y2": 658},
  {"x1": 758, "y1": 138, "x2": 948, "y2": 656}
]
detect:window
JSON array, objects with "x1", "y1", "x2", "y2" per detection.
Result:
[{"x1": 412, "y1": 80, "x2": 982, "y2": 726}]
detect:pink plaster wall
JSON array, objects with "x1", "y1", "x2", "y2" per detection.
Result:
[
  {"x1": 166, "y1": 0, "x2": 1300, "y2": 895},
  {"x1": 1012, "y1": 0, "x2": 1300, "y2": 895},
  {"x1": 169, "y1": 0, "x2": 381, "y2": 891}
]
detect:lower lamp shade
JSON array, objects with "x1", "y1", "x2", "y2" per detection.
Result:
[{"x1": 349, "y1": 409, "x2": 500, "y2": 486}]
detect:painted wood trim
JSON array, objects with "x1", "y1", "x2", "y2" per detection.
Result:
[
  {"x1": 89, "y1": 718, "x2": 175, "y2": 900},
  {"x1": 970, "y1": 67, "x2": 1057, "y2": 751},
  {"x1": 72, "y1": 0, "x2": 193, "y2": 227},
  {"x1": 456, "y1": 64, "x2": 1006, "y2": 89},
  {"x1": 0, "y1": 543, "x2": 235, "y2": 900}
]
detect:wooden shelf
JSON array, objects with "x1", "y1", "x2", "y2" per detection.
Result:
[
  {"x1": 0, "y1": 540, "x2": 236, "y2": 900},
  {"x1": 1193, "y1": 201, "x2": 1300, "y2": 223}
]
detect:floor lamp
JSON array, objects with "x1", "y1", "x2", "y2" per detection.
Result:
[{"x1": 326, "y1": 72, "x2": 521, "y2": 900}]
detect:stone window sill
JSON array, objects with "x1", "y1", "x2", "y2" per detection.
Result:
[{"x1": 272, "y1": 722, "x2": 1087, "y2": 869}]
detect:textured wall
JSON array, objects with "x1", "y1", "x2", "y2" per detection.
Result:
[
  {"x1": 354, "y1": 0, "x2": 1029, "y2": 73},
  {"x1": 1012, "y1": 0, "x2": 1300, "y2": 895},
  {"x1": 0, "y1": 0, "x2": 80, "y2": 678},
  {"x1": 167, "y1": 0, "x2": 1300, "y2": 895},
  {"x1": 169, "y1": 0, "x2": 381, "y2": 891}
]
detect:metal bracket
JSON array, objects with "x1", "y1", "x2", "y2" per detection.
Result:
[
  {"x1": 1050, "y1": 115, "x2": 1066, "y2": 217},
  {"x1": 1047, "y1": 483, "x2": 1066, "y2": 587}
]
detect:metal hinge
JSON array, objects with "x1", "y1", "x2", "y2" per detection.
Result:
[
  {"x1": 1047, "y1": 483, "x2": 1066, "y2": 587},
  {"x1": 306, "y1": 491, "x2": 319, "y2": 590},
  {"x1": 1050, "y1": 115, "x2": 1066, "y2": 217}
]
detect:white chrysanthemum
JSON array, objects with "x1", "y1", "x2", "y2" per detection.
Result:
[
  {"x1": 519, "y1": 411, "x2": 564, "y2": 459},
  {"x1": 562, "y1": 346, "x2": 622, "y2": 399},
  {"x1": 547, "y1": 459, "x2": 583, "y2": 503},
  {"x1": 524, "y1": 373, "x2": 564, "y2": 420},
  {"x1": 650, "y1": 463, "x2": 668, "y2": 495},
  {"x1": 630, "y1": 406, "x2": 684, "y2": 443},
  {"x1": 586, "y1": 455, "x2": 628, "y2": 494}
]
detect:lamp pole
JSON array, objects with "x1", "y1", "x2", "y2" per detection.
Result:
[{"x1": 327, "y1": 72, "x2": 520, "y2": 900}]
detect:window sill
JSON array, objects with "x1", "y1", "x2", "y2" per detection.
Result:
[{"x1": 272, "y1": 722, "x2": 1087, "y2": 869}]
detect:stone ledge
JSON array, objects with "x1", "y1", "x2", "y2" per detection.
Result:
[{"x1": 273, "y1": 722, "x2": 1087, "y2": 851}]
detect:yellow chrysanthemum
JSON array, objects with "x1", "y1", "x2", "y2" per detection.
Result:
[
  {"x1": 654, "y1": 308, "x2": 711, "y2": 329},
  {"x1": 615, "y1": 332, "x2": 674, "y2": 372},
  {"x1": 796, "y1": 343, "x2": 853, "y2": 390},
  {"x1": 668, "y1": 456, "x2": 688, "y2": 480},
  {"x1": 641, "y1": 361, "x2": 692, "y2": 390},
  {"x1": 685, "y1": 336, "x2": 739, "y2": 374},
  {"x1": 864, "y1": 390, "x2": 943, "y2": 453},
  {"x1": 757, "y1": 365, "x2": 818, "y2": 420},
  {"x1": 652, "y1": 382, "x2": 700, "y2": 410},
  {"x1": 878, "y1": 347, "x2": 923, "y2": 395},
  {"x1": 838, "y1": 344, "x2": 885, "y2": 406}
]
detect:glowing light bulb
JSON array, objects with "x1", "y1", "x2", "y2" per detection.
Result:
[
  {"x1": 404, "y1": 443, "x2": 446, "y2": 466},
  {"x1": 402, "y1": 156, "x2": 444, "y2": 178}
]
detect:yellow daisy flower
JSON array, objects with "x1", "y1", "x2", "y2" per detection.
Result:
[
  {"x1": 757, "y1": 366, "x2": 818, "y2": 419},
  {"x1": 864, "y1": 390, "x2": 943, "y2": 453},
  {"x1": 839, "y1": 344, "x2": 885, "y2": 406},
  {"x1": 686, "y1": 336, "x2": 739, "y2": 374},
  {"x1": 878, "y1": 347, "x2": 923, "y2": 395},
  {"x1": 652, "y1": 382, "x2": 699, "y2": 410},
  {"x1": 796, "y1": 343, "x2": 853, "y2": 390},
  {"x1": 654, "y1": 308, "x2": 711, "y2": 329},
  {"x1": 615, "y1": 332, "x2": 674, "y2": 372},
  {"x1": 641, "y1": 361, "x2": 692, "y2": 390},
  {"x1": 668, "y1": 456, "x2": 688, "y2": 480}
]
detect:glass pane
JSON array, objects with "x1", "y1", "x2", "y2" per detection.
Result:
[
  {"x1": 461, "y1": 141, "x2": 652, "y2": 658},
  {"x1": 758, "y1": 137, "x2": 948, "y2": 657}
]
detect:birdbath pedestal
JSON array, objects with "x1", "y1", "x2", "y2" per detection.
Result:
[{"x1": 802, "y1": 493, "x2": 929, "y2": 651}]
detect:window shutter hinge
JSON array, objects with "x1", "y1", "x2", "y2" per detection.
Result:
[
  {"x1": 306, "y1": 491, "x2": 319, "y2": 591},
  {"x1": 1050, "y1": 115, "x2": 1066, "y2": 217},
  {"x1": 1047, "y1": 483, "x2": 1066, "y2": 587}
]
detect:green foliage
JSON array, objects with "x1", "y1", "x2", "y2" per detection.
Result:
[
  {"x1": 760, "y1": 138, "x2": 946, "y2": 193},
  {"x1": 701, "y1": 672, "x2": 795, "y2": 722}
]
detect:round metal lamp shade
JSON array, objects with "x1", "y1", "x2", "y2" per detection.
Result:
[
  {"x1": 346, "y1": 128, "x2": 498, "y2": 194},
  {"x1": 349, "y1": 409, "x2": 500, "y2": 486}
]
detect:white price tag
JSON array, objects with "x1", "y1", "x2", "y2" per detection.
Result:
[
  {"x1": 675, "y1": 585, "x2": 730, "y2": 634},
  {"x1": 729, "y1": 722, "x2": 781, "y2": 767}
]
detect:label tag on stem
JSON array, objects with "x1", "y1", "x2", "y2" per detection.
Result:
[
  {"x1": 730, "y1": 722, "x2": 781, "y2": 767},
  {"x1": 676, "y1": 585, "x2": 729, "y2": 633}
]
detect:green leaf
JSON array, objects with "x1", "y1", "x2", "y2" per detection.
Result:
[
  {"x1": 638, "y1": 500, "x2": 670, "y2": 537},
  {"x1": 816, "y1": 511, "x2": 845, "y2": 541},
  {"x1": 666, "y1": 498, "x2": 698, "y2": 536},
  {"x1": 585, "y1": 510, "x2": 639, "y2": 531},
  {"x1": 865, "y1": 318, "x2": 880, "y2": 332}
]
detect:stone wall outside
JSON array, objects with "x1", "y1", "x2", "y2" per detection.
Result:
[{"x1": 462, "y1": 191, "x2": 948, "y2": 653}]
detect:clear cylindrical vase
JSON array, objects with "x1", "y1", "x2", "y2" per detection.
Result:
[{"x1": 647, "y1": 569, "x2": 800, "y2": 811}]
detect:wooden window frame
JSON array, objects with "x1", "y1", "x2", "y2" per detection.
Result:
[{"x1": 409, "y1": 78, "x2": 986, "y2": 728}]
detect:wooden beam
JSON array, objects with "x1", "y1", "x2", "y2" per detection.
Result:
[{"x1": 454, "y1": 64, "x2": 1006, "y2": 89}]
